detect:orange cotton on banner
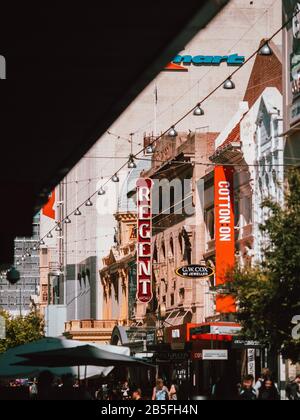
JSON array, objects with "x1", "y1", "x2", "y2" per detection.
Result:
[{"x1": 214, "y1": 166, "x2": 236, "y2": 313}]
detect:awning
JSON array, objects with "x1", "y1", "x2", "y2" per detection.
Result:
[{"x1": 164, "y1": 309, "x2": 192, "y2": 327}]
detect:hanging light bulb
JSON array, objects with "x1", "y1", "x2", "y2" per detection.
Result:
[
  {"x1": 259, "y1": 42, "x2": 273, "y2": 56},
  {"x1": 98, "y1": 187, "x2": 106, "y2": 196},
  {"x1": 64, "y1": 216, "x2": 71, "y2": 224},
  {"x1": 128, "y1": 154, "x2": 137, "y2": 169},
  {"x1": 40, "y1": 239, "x2": 45, "y2": 246},
  {"x1": 26, "y1": 250, "x2": 31, "y2": 257},
  {"x1": 85, "y1": 199, "x2": 93, "y2": 207},
  {"x1": 168, "y1": 126, "x2": 178, "y2": 137},
  {"x1": 74, "y1": 208, "x2": 82, "y2": 216},
  {"x1": 32, "y1": 244, "x2": 38, "y2": 251},
  {"x1": 21, "y1": 256, "x2": 26, "y2": 262},
  {"x1": 112, "y1": 174, "x2": 119, "y2": 183},
  {"x1": 16, "y1": 261, "x2": 20, "y2": 266},
  {"x1": 223, "y1": 78, "x2": 235, "y2": 90},
  {"x1": 47, "y1": 232, "x2": 53, "y2": 238},
  {"x1": 193, "y1": 104, "x2": 204, "y2": 116},
  {"x1": 55, "y1": 224, "x2": 62, "y2": 232},
  {"x1": 146, "y1": 144, "x2": 155, "y2": 154}
]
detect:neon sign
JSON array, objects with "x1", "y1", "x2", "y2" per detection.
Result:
[{"x1": 136, "y1": 178, "x2": 153, "y2": 304}]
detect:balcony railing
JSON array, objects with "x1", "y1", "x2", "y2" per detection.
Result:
[{"x1": 65, "y1": 319, "x2": 127, "y2": 332}]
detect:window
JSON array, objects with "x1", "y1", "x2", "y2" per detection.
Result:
[
  {"x1": 170, "y1": 294, "x2": 175, "y2": 306},
  {"x1": 42, "y1": 285, "x2": 48, "y2": 303},
  {"x1": 161, "y1": 241, "x2": 166, "y2": 261},
  {"x1": 179, "y1": 288, "x2": 185, "y2": 301},
  {"x1": 169, "y1": 236, "x2": 174, "y2": 258},
  {"x1": 206, "y1": 209, "x2": 215, "y2": 241},
  {"x1": 244, "y1": 196, "x2": 252, "y2": 225}
]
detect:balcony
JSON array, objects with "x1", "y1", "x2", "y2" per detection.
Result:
[{"x1": 64, "y1": 319, "x2": 127, "y2": 344}]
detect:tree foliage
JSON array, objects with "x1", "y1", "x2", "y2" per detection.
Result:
[
  {"x1": 0, "y1": 310, "x2": 44, "y2": 354},
  {"x1": 230, "y1": 170, "x2": 300, "y2": 363}
]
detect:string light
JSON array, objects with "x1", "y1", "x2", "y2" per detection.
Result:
[
  {"x1": 85, "y1": 199, "x2": 93, "y2": 207},
  {"x1": 146, "y1": 144, "x2": 155, "y2": 154},
  {"x1": 74, "y1": 208, "x2": 82, "y2": 216},
  {"x1": 47, "y1": 232, "x2": 53, "y2": 238},
  {"x1": 112, "y1": 174, "x2": 120, "y2": 183},
  {"x1": 223, "y1": 78, "x2": 235, "y2": 90},
  {"x1": 128, "y1": 154, "x2": 137, "y2": 169},
  {"x1": 168, "y1": 126, "x2": 178, "y2": 137},
  {"x1": 98, "y1": 187, "x2": 106, "y2": 196},
  {"x1": 259, "y1": 41, "x2": 273, "y2": 56},
  {"x1": 55, "y1": 224, "x2": 62, "y2": 232},
  {"x1": 193, "y1": 104, "x2": 205, "y2": 116},
  {"x1": 64, "y1": 216, "x2": 71, "y2": 224}
]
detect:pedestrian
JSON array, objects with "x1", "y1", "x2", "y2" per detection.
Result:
[
  {"x1": 258, "y1": 378, "x2": 280, "y2": 401},
  {"x1": 238, "y1": 375, "x2": 257, "y2": 401},
  {"x1": 132, "y1": 388, "x2": 143, "y2": 401},
  {"x1": 286, "y1": 375, "x2": 300, "y2": 400},
  {"x1": 169, "y1": 382, "x2": 179, "y2": 400},
  {"x1": 254, "y1": 368, "x2": 278, "y2": 395},
  {"x1": 152, "y1": 378, "x2": 169, "y2": 401},
  {"x1": 29, "y1": 378, "x2": 38, "y2": 400},
  {"x1": 120, "y1": 380, "x2": 130, "y2": 400},
  {"x1": 55, "y1": 374, "x2": 78, "y2": 400},
  {"x1": 37, "y1": 371, "x2": 55, "y2": 400}
]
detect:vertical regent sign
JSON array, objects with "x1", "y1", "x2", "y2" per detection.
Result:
[
  {"x1": 136, "y1": 178, "x2": 153, "y2": 303},
  {"x1": 215, "y1": 166, "x2": 236, "y2": 313}
]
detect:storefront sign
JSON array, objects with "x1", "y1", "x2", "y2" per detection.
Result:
[
  {"x1": 175, "y1": 265, "x2": 215, "y2": 279},
  {"x1": 146, "y1": 331, "x2": 156, "y2": 346},
  {"x1": 165, "y1": 54, "x2": 245, "y2": 71},
  {"x1": 136, "y1": 178, "x2": 153, "y2": 303},
  {"x1": 247, "y1": 349, "x2": 256, "y2": 377},
  {"x1": 210, "y1": 325, "x2": 242, "y2": 335},
  {"x1": 156, "y1": 352, "x2": 190, "y2": 362},
  {"x1": 202, "y1": 350, "x2": 228, "y2": 361},
  {"x1": 232, "y1": 338, "x2": 262, "y2": 349},
  {"x1": 214, "y1": 166, "x2": 236, "y2": 313},
  {"x1": 191, "y1": 351, "x2": 203, "y2": 360},
  {"x1": 172, "y1": 329, "x2": 181, "y2": 339},
  {"x1": 190, "y1": 323, "x2": 241, "y2": 336},
  {"x1": 0, "y1": 315, "x2": 6, "y2": 340}
]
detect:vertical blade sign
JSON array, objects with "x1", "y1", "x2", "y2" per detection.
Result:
[
  {"x1": 215, "y1": 166, "x2": 236, "y2": 313},
  {"x1": 136, "y1": 178, "x2": 153, "y2": 303}
]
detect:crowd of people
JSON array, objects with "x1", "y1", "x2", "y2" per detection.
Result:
[{"x1": 0, "y1": 370, "x2": 299, "y2": 400}]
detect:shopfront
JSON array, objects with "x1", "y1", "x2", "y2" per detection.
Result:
[{"x1": 151, "y1": 322, "x2": 247, "y2": 399}]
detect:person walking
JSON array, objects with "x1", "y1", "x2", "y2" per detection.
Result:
[
  {"x1": 152, "y1": 378, "x2": 169, "y2": 401},
  {"x1": 286, "y1": 375, "x2": 300, "y2": 400},
  {"x1": 238, "y1": 375, "x2": 257, "y2": 401},
  {"x1": 169, "y1": 382, "x2": 178, "y2": 400},
  {"x1": 254, "y1": 368, "x2": 278, "y2": 394},
  {"x1": 258, "y1": 378, "x2": 280, "y2": 401},
  {"x1": 120, "y1": 380, "x2": 130, "y2": 400},
  {"x1": 132, "y1": 388, "x2": 143, "y2": 401},
  {"x1": 29, "y1": 378, "x2": 38, "y2": 400}
]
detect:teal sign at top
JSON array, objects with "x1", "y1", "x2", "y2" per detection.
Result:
[{"x1": 173, "y1": 53, "x2": 245, "y2": 66}]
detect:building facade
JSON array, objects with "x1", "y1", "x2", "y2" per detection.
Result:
[{"x1": 0, "y1": 214, "x2": 40, "y2": 317}]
